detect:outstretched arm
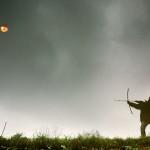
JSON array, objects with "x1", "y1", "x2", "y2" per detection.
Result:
[
  {"x1": 134, "y1": 100, "x2": 145, "y2": 104},
  {"x1": 127, "y1": 101, "x2": 141, "y2": 110}
]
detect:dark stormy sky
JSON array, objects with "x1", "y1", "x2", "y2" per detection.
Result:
[{"x1": 0, "y1": 0, "x2": 150, "y2": 138}]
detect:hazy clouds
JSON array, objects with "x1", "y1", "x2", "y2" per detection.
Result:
[{"x1": 0, "y1": 0, "x2": 150, "y2": 137}]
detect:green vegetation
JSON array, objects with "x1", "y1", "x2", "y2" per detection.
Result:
[{"x1": 0, "y1": 131, "x2": 150, "y2": 149}]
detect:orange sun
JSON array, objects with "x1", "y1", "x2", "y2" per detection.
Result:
[{"x1": 0, "y1": 25, "x2": 9, "y2": 32}]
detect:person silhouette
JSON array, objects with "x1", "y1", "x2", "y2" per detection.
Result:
[{"x1": 127, "y1": 97, "x2": 150, "y2": 137}]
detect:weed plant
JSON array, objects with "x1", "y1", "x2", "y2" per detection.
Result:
[{"x1": 0, "y1": 131, "x2": 150, "y2": 149}]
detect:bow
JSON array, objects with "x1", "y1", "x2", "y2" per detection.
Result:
[{"x1": 127, "y1": 88, "x2": 133, "y2": 114}]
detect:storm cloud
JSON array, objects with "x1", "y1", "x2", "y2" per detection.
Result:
[{"x1": 0, "y1": 0, "x2": 150, "y2": 137}]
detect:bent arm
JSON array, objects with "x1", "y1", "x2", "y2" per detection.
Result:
[{"x1": 127, "y1": 101, "x2": 141, "y2": 110}]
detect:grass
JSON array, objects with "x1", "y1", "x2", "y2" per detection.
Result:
[{"x1": 0, "y1": 131, "x2": 150, "y2": 149}]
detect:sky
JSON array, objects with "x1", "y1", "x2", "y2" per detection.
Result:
[{"x1": 0, "y1": 0, "x2": 150, "y2": 138}]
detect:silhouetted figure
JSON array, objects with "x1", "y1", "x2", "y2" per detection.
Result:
[{"x1": 127, "y1": 97, "x2": 150, "y2": 137}]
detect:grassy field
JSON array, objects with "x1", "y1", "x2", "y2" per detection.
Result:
[{"x1": 0, "y1": 131, "x2": 150, "y2": 150}]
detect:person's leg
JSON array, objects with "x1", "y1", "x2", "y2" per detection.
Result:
[{"x1": 140, "y1": 121, "x2": 148, "y2": 137}]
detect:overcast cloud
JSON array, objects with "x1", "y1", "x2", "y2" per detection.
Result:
[{"x1": 0, "y1": 0, "x2": 150, "y2": 138}]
